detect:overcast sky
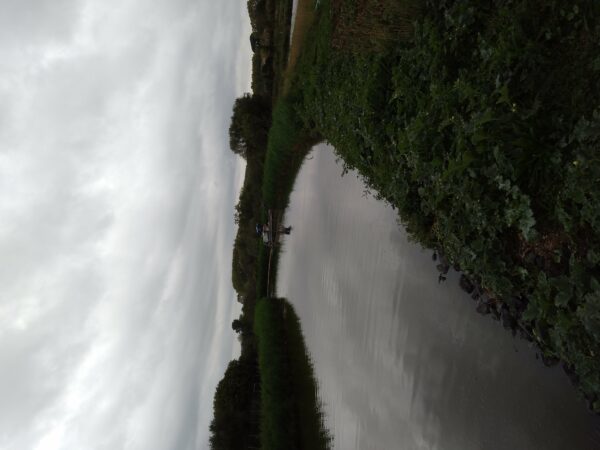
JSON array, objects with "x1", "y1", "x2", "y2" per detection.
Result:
[{"x1": 0, "y1": 1, "x2": 250, "y2": 449}]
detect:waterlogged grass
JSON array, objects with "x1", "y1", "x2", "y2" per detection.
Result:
[{"x1": 254, "y1": 298, "x2": 331, "y2": 450}]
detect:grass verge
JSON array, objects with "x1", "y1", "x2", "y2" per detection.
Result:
[{"x1": 254, "y1": 298, "x2": 331, "y2": 450}]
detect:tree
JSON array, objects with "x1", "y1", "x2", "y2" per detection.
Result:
[
  {"x1": 250, "y1": 32, "x2": 261, "y2": 52},
  {"x1": 228, "y1": 93, "x2": 271, "y2": 159},
  {"x1": 209, "y1": 358, "x2": 260, "y2": 450},
  {"x1": 247, "y1": 0, "x2": 267, "y2": 31},
  {"x1": 232, "y1": 319, "x2": 245, "y2": 334}
]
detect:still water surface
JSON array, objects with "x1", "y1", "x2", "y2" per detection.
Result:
[{"x1": 277, "y1": 144, "x2": 600, "y2": 450}]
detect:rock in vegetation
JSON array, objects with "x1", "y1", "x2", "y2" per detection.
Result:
[
  {"x1": 459, "y1": 275, "x2": 475, "y2": 294},
  {"x1": 476, "y1": 300, "x2": 491, "y2": 316}
]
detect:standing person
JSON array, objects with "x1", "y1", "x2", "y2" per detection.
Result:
[{"x1": 262, "y1": 223, "x2": 270, "y2": 245}]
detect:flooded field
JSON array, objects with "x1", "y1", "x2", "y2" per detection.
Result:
[{"x1": 277, "y1": 144, "x2": 600, "y2": 450}]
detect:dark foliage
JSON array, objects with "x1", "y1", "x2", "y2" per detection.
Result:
[
  {"x1": 294, "y1": 0, "x2": 600, "y2": 407},
  {"x1": 229, "y1": 94, "x2": 271, "y2": 159},
  {"x1": 254, "y1": 298, "x2": 331, "y2": 450},
  {"x1": 209, "y1": 357, "x2": 260, "y2": 450}
]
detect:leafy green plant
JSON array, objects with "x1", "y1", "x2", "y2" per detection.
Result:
[{"x1": 291, "y1": 0, "x2": 600, "y2": 406}]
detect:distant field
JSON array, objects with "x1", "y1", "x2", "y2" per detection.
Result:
[
  {"x1": 271, "y1": 0, "x2": 294, "y2": 101},
  {"x1": 282, "y1": 0, "x2": 316, "y2": 95}
]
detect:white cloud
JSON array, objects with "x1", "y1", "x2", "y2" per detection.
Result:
[{"x1": 0, "y1": 0, "x2": 250, "y2": 448}]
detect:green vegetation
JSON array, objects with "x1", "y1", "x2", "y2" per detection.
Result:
[
  {"x1": 210, "y1": 1, "x2": 330, "y2": 449},
  {"x1": 254, "y1": 298, "x2": 331, "y2": 450},
  {"x1": 247, "y1": 0, "x2": 294, "y2": 101},
  {"x1": 212, "y1": 1, "x2": 600, "y2": 448},
  {"x1": 292, "y1": 0, "x2": 600, "y2": 407},
  {"x1": 209, "y1": 355, "x2": 260, "y2": 450},
  {"x1": 229, "y1": 93, "x2": 271, "y2": 160},
  {"x1": 262, "y1": 97, "x2": 318, "y2": 210}
]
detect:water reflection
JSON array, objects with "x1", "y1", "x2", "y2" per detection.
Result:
[{"x1": 277, "y1": 144, "x2": 600, "y2": 450}]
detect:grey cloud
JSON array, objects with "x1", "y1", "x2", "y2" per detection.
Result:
[
  {"x1": 0, "y1": 0, "x2": 249, "y2": 449},
  {"x1": 0, "y1": 0, "x2": 81, "y2": 46}
]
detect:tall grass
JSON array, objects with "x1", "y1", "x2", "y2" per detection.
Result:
[
  {"x1": 331, "y1": 0, "x2": 420, "y2": 51},
  {"x1": 283, "y1": 299, "x2": 332, "y2": 449},
  {"x1": 259, "y1": 96, "x2": 319, "y2": 298},
  {"x1": 254, "y1": 298, "x2": 331, "y2": 450},
  {"x1": 254, "y1": 298, "x2": 293, "y2": 449},
  {"x1": 261, "y1": 97, "x2": 317, "y2": 210}
]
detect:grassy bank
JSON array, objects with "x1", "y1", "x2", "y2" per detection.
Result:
[
  {"x1": 262, "y1": 98, "x2": 319, "y2": 210},
  {"x1": 256, "y1": 101, "x2": 303, "y2": 298},
  {"x1": 290, "y1": 0, "x2": 600, "y2": 407},
  {"x1": 254, "y1": 298, "x2": 331, "y2": 450}
]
